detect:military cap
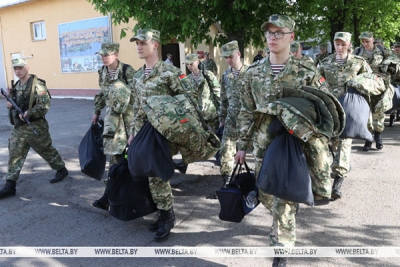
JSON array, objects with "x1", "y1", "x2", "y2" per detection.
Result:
[
  {"x1": 261, "y1": 14, "x2": 296, "y2": 32},
  {"x1": 221, "y1": 40, "x2": 239, "y2": 57},
  {"x1": 97, "y1": 42, "x2": 119, "y2": 55},
  {"x1": 319, "y1": 43, "x2": 328, "y2": 49},
  {"x1": 334, "y1": 32, "x2": 351, "y2": 42},
  {"x1": 12, "y1": 58, "x2": 27, "y2": 67},
  {"x1": 374, "y1": 38, "x2": 383, "y2": 44},
  {"x1": 393, "y1": 42, "x2": 400, "y2": 47},
  {"x1": 184, "y1": 54, "x2": 199, "y2": 64},
  {"x1": 290, "y1": 41, "x2": 300, "y2": 52},
  {"x1": 360, "y1": 31, "x2": 373, "y2": 39},
  {"x1": 130, "y1": 28, "x2": 160, "y2": 42}
]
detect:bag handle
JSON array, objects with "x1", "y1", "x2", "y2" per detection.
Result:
[{"x1": 229, "y1": 161, "x2": 252, "y2": 185}]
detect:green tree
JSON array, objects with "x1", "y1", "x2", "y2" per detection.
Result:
[
  {"x1": 87, "y1": 0, "x2": 293, "y2": 54},
  {"x1": 294, "y1": 0, "x2": 400, "y2": 48},
  {"x1": 88, "y1": 0, "x2": 400, "y2": 53}
]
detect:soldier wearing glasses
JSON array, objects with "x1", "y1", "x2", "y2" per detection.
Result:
[{"x1": 235, "y1": 15, "x2": 332, "y2": 267}]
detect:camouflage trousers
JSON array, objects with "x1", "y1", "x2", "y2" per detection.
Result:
[
  {"x1": 6, "y1": 119, "x2": 65, "y2": 182},
  {"x1": 367, "y1": 110, "x2": 385, "y2": 133},
  {"x1": 220, "y1": 123, "x2": 239, "y2": 177},
  {"x1": 331, "y1": 138, "x2": 352, "y2": 178},
  {"x1": 148, "y1": 177, "x2": 173, "y2": 210},
  {"x1": 368, "y1": 95, "x2": 386, "y2": 133},
  {"x1": 253, "y1": 114, "x2": 331, "y2": 247}
]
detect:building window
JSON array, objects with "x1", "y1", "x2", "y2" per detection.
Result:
[{"x1": 32, "y1": 21, "x2": 46, "y2": 41}]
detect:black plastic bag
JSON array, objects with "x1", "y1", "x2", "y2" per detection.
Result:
[
  {"x1": 128, "y1": 122, "x2": 175, "y2": 182},
  {"x1": 339, "y1": 87, "x2": 373, "y2": 141},
  {"x1": 108, "y1": 156, "x2": 157, "y2": 221},
  {"x1": 258, "y1": 120, "x2": 314, "y2": 206},
  {"x1": 216, "y1": 162, "x2": 259, "y2": 223},
  {"x1": 78, "y1": 121, "x2": 106, "y2": 180}
]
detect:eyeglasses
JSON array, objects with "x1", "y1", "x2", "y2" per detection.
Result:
[{"x1": 265, "y1": 31, "x2": 292, "y2": 39}]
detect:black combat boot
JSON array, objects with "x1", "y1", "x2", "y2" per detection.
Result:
[
  {"x1": 148, "y1": 211, "x2": 161, "y2": 232},
  {"x1": 331, "y1": 176, "x2": 344, "y2": 200},
  {"x1": 174, "y1": 161, "x2": 188, "y2": 174},
  {"x1": 154, "y1": 207, "x2": 175, "y2": 241},
  {"x1": 50, "y1": 167, "x2": 69, "y2": 183},
  {"x1": 363, "y1": 140, "x2": 372, "y2": 151},
  {"x1": 374, "y1": 131, "x2": 383, "y2": 150},
  {"x1": 389, "y1": 114, "x2": 395, "y2": 127},
  {"x1": 272, "y1": 257, "x2": 287, "y2": 267},
  {"x1": 0, "y1": 180, "x2": 16, "y2": 200},
  {"x1": 92, "y1": 191, "x2": 109, "y2": 211}
]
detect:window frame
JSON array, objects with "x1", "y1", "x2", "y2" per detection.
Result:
[{"x1": 32, "y1": 21, "x2": 46, "y2": 41}]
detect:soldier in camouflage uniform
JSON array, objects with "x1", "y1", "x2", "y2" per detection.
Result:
[
  {"x1": 91, "y1": 42, "x2": 136, "y2": 211},
  {"x1": 355, "y1": 31, "x2": 398, "y2": 151},
  {"x1": 290, "y1": 41, "x2": 314, "y2": 64},
  {"x1": 0, "y1": 58, "x2": 69, "y2": 200},
  {"x1": 315, "y1": 43, "x2": 330, "y2": 67},
  {"x1": 184, "y1": 53, "x2": 220, "y2": 131},
  {"x1": 201, "y1": 52, "x2": 218, "y2": 76},
  {"x1": 234, "y1": 15, "x2": 332, "y2": 267},
  {"x1": 389, "y1": 42, "x2": 400, "y2": 125},
  {"x1": 318, "y1": 32, "x2": 372, "y2": 200},
  {"x1": 393, "y1": 42, "x2": 400, "y2": 58},
  {"x1": 219, "y1": 41, "x2": 248, "y2": 185},
  {"x1": 128, "y1": 29, "x2": 195, "y2": 242}
]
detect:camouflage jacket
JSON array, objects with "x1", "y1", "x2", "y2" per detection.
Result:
[
  {"x1": 187, "y1": 70, "x2": 220, "y2": 122},
  {"x1": 94, "y1": 61, "x2": 136, "y2": 155},
  {"x1": 9, "y1": 74, "x2": 50, "y2": 126},
  {"x1": 300, "y1": 55, "x2": 314, "y2": 65},
  {"x1": 237, "y1": 55, "x2": 329, "y2": 151},
  {"x1": 354, "y1": 45, "x2": 397, "y2": 74},
  {"x1": 131, "y1": 60, "x2": 195, "y2": 135},
  {"x1": 318, "y1": 53, "x2": 371, "y2": 98},
  {"x1": 202, "y1": 59, "x2": 218, "y2": 75},
  {"x1": 219, "y1": 64, "x2": 248, "y2": 123},
  {"x1": 314, "y1": 52, "x2": 330, "y2": 66}
]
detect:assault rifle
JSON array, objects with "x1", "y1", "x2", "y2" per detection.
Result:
[{"x1": 1, "y1": 88, "x2": 38, "y2": 135}]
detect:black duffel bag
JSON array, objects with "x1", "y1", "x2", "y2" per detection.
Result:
[
  {"x1": 108, "y1": 155, "x2": 157, "y2": 221},
  {"x1": 216, "y1": 162, "x2": 259, "y2": 223},
  {"x1": 78, "y1": 121, "x2": 106, "y2": 180}
]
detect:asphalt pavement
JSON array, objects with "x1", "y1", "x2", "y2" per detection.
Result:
[{"x1": 0, "y1": 98, "x2": 399, "y2": 267}]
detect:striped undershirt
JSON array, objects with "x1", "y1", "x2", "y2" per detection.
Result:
[
  {"x1": 108, "y1": 68, "x2": 117, "y2": 79},
  {"x1": 336, "y1": 58, "x2": 347, "y2": 65},
  {"x1": 144, "y1": 67, "x2": 153, "y2": 76},
  {"x1": 192, "y1": 73, "x2": 200, "y2": 82},
  {"x1": 271, "y1": 64, "x2": 285, "y2": 75},
  {"x1": 232, "y1": 69, "x2": 240, "y2": 77}
]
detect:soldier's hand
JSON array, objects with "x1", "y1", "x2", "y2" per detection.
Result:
[
  {"x1": 19, "y1": 111, "x2": 27, "y2": 122},
  {"x1": 127, "y1": 134, "x2": 135, "y2": 145},
  {"x1": 6, "y1": 101, "x2": 12, "y2": 109},
  {"x1": 92, "y1": 114, "x2": 99, "y2": 124},
  {"x1": 234, "y1": 150, "x2": 246, "y2": 164}
]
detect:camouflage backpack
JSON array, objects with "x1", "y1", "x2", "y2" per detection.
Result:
[
  {"x1": 143, "y1": 94, "x2": 220, "y2": 163},
  {"x1": 103, "y1": 80, "x2": 131, "y2": 138}
]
